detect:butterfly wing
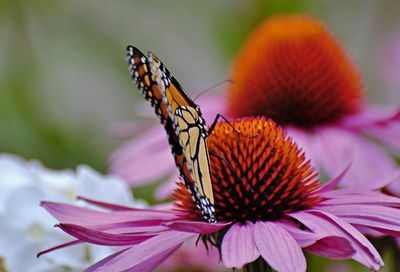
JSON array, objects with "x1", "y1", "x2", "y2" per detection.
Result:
[
  {"x1": 127, "y1": 46, "x2": 216, "y2": 222},
  {"x1": 147, "y1": 52, "x2": 216, "y2": 221},
  {"x1": 174, "y1": 106, "x2": 215, "y2": 206},
  {"x1": 126, "y1": 46, "x2": 191, "y2": 182}
]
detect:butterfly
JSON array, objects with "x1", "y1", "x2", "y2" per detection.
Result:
[{"x1": 126, "y1": 45, "x2": 216, "y2": 223}]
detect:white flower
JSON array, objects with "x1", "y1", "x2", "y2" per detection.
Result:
[{"x1": 0, "y1": 153, "x2": 145, "y2": 272}]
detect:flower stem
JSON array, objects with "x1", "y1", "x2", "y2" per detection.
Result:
[{"x1": 241, "y1": 258, "x2": 273, "y2": 272}]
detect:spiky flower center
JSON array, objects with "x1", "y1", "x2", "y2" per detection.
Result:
[
  {"x1": 174, "y1": 117, "x2": 322, "y2": 223},
  {"x1": 226, "y1": 15, "x2": 364, "y2": 128}
]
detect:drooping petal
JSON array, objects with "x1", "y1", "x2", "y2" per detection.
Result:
[
  {"x1": 305, "y1": 236, "x2": 355, "y2": 259},
  {"x1": 57, "y1": 223, "x2": 155, "y2": 246},
  {"x1": 41, "y1": 201, "x2": 178, "y2": 226},
  {"x1": 85, "y1": 231, "x2": 194, "y2": 272},
  {"x1": 290, "y1": 210, "x2": 383, "y2": 270},
  {"x1": 385, "y1": 170, "x2": 400, "y2": 196},
  {"x1": 221, "y1": 222, "x2": 260, "y2": 268},
  {"x1": 276, "y1": 221, "x2": 320, "y2": 247},
  {"x1": 254, "y1": 221, "x2": 306, "y2": 272},
  {"x1": 77, "y1": 196, "x2": 140, "y2": 211},
  {"x1": 164, "y1": 220, "x2": 231, "y2": 233},
  {"x1": 277, "y1": 221, "x2": 355, "y2": 259},
  {"x1": 37, "y1": 240, "x2": 82, "y2": 257},
  {"x1": 319, "y1": 162, "x2": 352, "y2": 193},
  {"x1": 320, "y1": 189, "x2": 400, "y2": 206},
  {"x1": 318, "y1": 204, "x2": 400, "y2": 235}
]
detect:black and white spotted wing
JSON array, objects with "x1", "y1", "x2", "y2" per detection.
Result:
[{"x1": 126, "y1": 45, "x2": 216, "y2": 222}]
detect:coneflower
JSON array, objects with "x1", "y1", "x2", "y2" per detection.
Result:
[{"x1": 40, "y1": 117, "x2": 400, "y2": 271}]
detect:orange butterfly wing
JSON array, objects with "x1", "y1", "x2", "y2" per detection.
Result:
[{"x1": 126, "y1": 46, "x2": 192, "y2": 183}]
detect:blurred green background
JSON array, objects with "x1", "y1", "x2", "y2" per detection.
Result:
[
  {"x1": 1, "y1": 0, "x2": 400, "y2": 271},
  {"x1": 1, "y1": 0, "x2": 399, "y2": 172}
]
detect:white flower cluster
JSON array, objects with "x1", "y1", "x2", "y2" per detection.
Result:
[{"x1": 0, "y1": 153, "x2": 145, "y2": 272}]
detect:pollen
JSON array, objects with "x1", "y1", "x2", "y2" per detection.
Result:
[
  {"x1": 174, "y1": 117, "x2": 322, "y2": 223},
  {"x1": 226, "y1": 14, "x2": 364, "y2": 128}
]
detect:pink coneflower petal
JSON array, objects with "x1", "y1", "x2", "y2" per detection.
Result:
[
  {"x1": 57, "y1": 223, "x2": 155, "y2": 246},
  {"x1": 291, "y1": 211, "x2": 383, "y2": 270},
  {"x1": 76, "y1": 196, "x2": 140, "y2": 211},
  {"x1": 319, "y1": 163, "x2": 352, "y2": 193},
  {"x1": 84, "y1": 248, "x2": 130, "y2": 272},
  {"x1": 110, "y1": 128, "x2": 175, "y2": 185},
  {"x1": 315, "y1": 127, "x2": 397, "y2": 189},
  {"x1": 221, "y1": 222, "x2": 260, "y2": 268},
  {"x1": 85, "y1": 231, "x2": 194, "y2": 272},
  {"x1": 155, "y1": 175, "x2": 178, "y2": 200},
  {"x1": 320, "y1": 189, "x2": 400, "y2": 206},
  {"x1": 164, "y1": 220, "x2": 230, "y2": 233},
  {"x1": 277, "y1": 221, "x2": 355, "y2": 258},
  {"x1": 318, "y1": 205, "x2": 400, "y2": 235},
  {"x1": 305, "y1": 236, "x2": 355, "y2": 259},
  {"x1": 340, "y1": 105, "x2": 400, "y2": 129},
  {"x1": 254, "y1": 221, "x2": 306, "y2": 272},
  {"x1": 277, "y1": 221, "x2": 322, "y2": 247},
  {"x1": 37, "y1": 240, "x2": 82, "y2": 258},
  {"x1": 41, "y1": 202, "x2": 178, "y2": 225}
]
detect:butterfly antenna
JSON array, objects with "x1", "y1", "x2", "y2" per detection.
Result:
[{"x1": 193, "y1": 79, "x2": 233, "y2": 101}]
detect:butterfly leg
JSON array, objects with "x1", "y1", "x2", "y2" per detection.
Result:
[
  {"x1": 208, "y1": 114, "x2": 241, "y2": 135},
  {"x1": 208, "y1": 114, "x2": 259, "y2": 139}
]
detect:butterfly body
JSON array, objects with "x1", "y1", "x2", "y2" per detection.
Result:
[{"x1": 126, "y1": 45, "x2": 216, "y2": 223}]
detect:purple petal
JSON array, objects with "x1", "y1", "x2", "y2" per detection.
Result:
[
  {"x1": 313, "y1": 127, "x2": 397, "y2": 190},
  {"x1": 254, "y1": 221, "x2": 306, "y2": 272},
  {"x1": 290, "y1": 210, "x2": 383, "y2": 270},
  {"x1": 41, "y1": 201, "x2": 178, "y2": 226},
  {"x1": 77, "y1": 196, "x2": 139, "y2": 211},
  {"x1": 86, "y1": 245, "x2": 181, "y2": 272},
  {"x1": 353, "y1": 224, "x2": 386, "y2": 237},
  {"x1": 318, "y1": 204, "x2": 400, "y2": 235},
  {"x1": 84, "y1": 248, "x2": 130, "y2": 272},
  {"x1": 305, "y1": 236, "x2": 355, "y2": 259},
  {"x1": 320, "y1": 189, "x2": 400, "y2": 206},
  {"x1": 58, "y1": 223, "x2": 155, "y2": 246},
  {"x1": 124, "y1": 244, "x2": 181, "y2": 272},
  {"x1": 385, "y1": 170, "x2": 400, "y2": 196},
  {"x1": 352, "y1": 106, "x2": 400, "y2": 152},
  {"x1": 221, "y1": 222, "x2": 260, "y2": 268},
  {"x1": 85, "y1": 231, "x2": 194, "y2": 271},
  {"x1": 276, "y1": 221, "x2": 355, "y2": 259},
  {"x1": 37, "y1": 240, "x2": 82, "y2": 257},
  {"x1": 109, "y1": 126, "x2": 176, "y2": 185},
  {"x1": 164, "y1": 220, "x2": 231, "y2": 233},
  {"x1": 319, "y1": 162, "x2": 352, "y2": 193},
  {"x1": 155, "y1": 176, "x2": 178, "y2": 200},
  {"x1": 340, "y1": 105, "x2": 400, "y2": 129},
  {"x1": 276, "y1": 220, "x2": 319, "y2": 247},
  {"x1": 365, "y1": 120, "x2": 400, "y2": 152}
]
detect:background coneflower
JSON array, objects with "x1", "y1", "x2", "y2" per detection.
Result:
[
  {"x1": 225, "y1": 14, "x2": 400, "y2": 194},
  {"x1": 110, "y1": 14, "x2": 400, "y2": 201}
]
